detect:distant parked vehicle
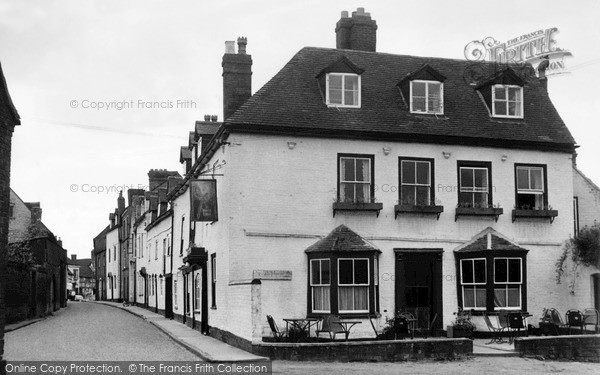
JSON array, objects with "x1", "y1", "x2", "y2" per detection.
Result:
[{"x1": 74, "y1": 295, "x2": 84, "y2": 301}]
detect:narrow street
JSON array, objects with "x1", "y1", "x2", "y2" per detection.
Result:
[{"x1": 4, "y1": 302, "x2": 201, "y2": 361}]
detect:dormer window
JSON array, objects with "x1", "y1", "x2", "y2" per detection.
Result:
[
  {"x1": 326, "y1": 73, "x2": 360, "y2": 108},
  {"x1": 492, "y1": 85, "x2": 523, "y2": 118},
  {"x1": 410, "y1": 80, "x2": 443, "y2": 114}
]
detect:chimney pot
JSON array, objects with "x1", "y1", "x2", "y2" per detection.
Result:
[
  {"x1": 356, "y1": 7, "x2": 365, "y2": 15},
  {"x1": 204, "y1": 114, "x2": 211, "y2": 121},
  {"x1": 71, "y1": 254, "x2": 77, "y2": 261},
  {"x1": 225, "y1": 41, "x2": 235, "y2": 54},
  {"x1": 237, "y1": 37, "x2": 247, "y2": 54},
  {"x1": 211, "y1": 115, "x2": 218, "y2": 122},
  {"x1": 341, "y1": 10, "x2": 349, "y2": 18}
]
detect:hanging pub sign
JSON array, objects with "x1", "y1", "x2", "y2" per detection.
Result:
[{"x1": 190, "y1": 179, "x2": 218, "y2": 222}]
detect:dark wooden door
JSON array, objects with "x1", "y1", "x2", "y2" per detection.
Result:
[{"x1": 165, "y1": 275, "x2": 173, "y2": 319}]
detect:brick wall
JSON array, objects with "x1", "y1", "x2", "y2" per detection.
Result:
[
  {"x1": 515, "y1": 335, "x2": 600, "y2": 362},
  {"x1": 1, "y1": 120, "x2": 15, "y2": 375}
]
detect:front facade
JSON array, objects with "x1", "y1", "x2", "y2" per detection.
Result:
[
  {"x1": 168, "y1": 8, "x2": 585, "y2": 346},
  {"x1": 96, "y1": 8, "x2": 599, "y2": 352},
  {"x1": 7, "y1": 189, "x2": 67, "y2": 323},
  {"x1": 93, "y1": 226, "x2": 109, "y2": 301},
  {"x1": 105, "y1": 217, "x2": 120, "y2": 301}
]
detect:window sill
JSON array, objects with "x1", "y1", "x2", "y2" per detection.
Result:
[
  {"x1": 307, "y1": 312, "x2": 373, "y2": 319},
  {"x1": 332, "y1": 202, "x2": 383, "y2": 217},
  {"x1": 394, "y1": 204, "x2": 443, "y2": 220},
  {"x1": 512, "y1": 209, "x2": 558, "y2": 223},
  {"x1": 455, "y1": 207, "x2": 503, "y2": 222}
]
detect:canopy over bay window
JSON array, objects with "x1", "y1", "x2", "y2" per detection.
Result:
[{"x1": 305, "y1": 225, "x2": 380, "y2": 317}]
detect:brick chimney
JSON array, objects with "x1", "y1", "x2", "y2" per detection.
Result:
[
  {"x1": 71, "y1": 254, "x2": 77, "y2": 261},
  {"x1": 148, "y1": 169, "x2": 182, "y2": 191},
  {"x1": 335, "y1": 8, "x2": 377, "y2": 52},
  {"x1": 27, "y1": 202, "x2": 42, "y2": 223},
  {"x1": 537, "y1": 55, "x2": 550, "y2": 92},
  {"x1": 117, "y1": 190, "x2": 125, "y2": 215},
  {"x1": 222, "y1": 37, "x2": 252, "y2": 120}
]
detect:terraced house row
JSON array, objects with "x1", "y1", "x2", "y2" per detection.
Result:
[{"x1": 93, "y1": 8, "x2": 600, "y2": 352}]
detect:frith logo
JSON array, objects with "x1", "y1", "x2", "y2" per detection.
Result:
[{"x1": 464, "y1": 27, "x2": 572, "y2": 77}]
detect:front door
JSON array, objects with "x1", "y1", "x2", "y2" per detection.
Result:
[
  {"x1": 165, "y1": 275, "x2": 173, "y2": 319},
  {"x1": 395, "y1": 250, "x2": 442, "y2": 333}
]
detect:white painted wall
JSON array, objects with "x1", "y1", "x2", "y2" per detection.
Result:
[
  {"x1": 195, "y1": 133, "x2": 577, "y2": 340},
  {"x1": 105, "y1": 226, "x2": 120, "y2": 300}
]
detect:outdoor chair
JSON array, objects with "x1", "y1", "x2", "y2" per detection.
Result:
[
  {"x1": 539, "y1": 308, "x2": 564, "y2": 335},
  {"x1": 565, "y1": 309, "x2": 584, "y2": 334},
  {"x1": 483, "y1": 312, "x2": 506, "y2": 344},
  {"x1": 497, "y1": 310, "x2": 510, "y2": 332},
  {"x1": 315, "y1": 315, "x2": 350, "y2": 341},
  {"x1": 507, "y1": 312, "x2": 527, "y2": 343},
  {"x1": 368, "y1": 314, "x2": 383, "y2": 340},
  {"x1": 582, "y1": 308, "x2": 600, "y2": 333},
  {"x1": 266, "y1": 315, "x2": 286, "y2": 342},
  {"x1": 413, "y1": 313, "x2": 437, "y2": 339}
]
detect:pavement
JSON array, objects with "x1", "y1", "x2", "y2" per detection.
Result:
[
  {"x1": 472, "y1": 338, "x2": 520, "y2": 357},
  {"x1": 95, "y1": 301, "x2": 269, "y2": 363}
]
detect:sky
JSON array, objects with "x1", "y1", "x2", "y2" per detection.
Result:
[{"x1": 1, "y1": 0, "x2": 599, "y2": 259}]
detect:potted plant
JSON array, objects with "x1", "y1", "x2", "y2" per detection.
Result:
[
  {"x1": 379, "y1": 313, "x2": 412, "y2": 340},
  {"x1": 447, "y1": 308, "x2": 475, "y2": 339}
]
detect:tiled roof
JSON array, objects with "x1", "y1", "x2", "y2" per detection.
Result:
[
  {"x1": 227, "y1": 47, "x2": 575, "y2": 151},
  {"x1": 0, "y1": 61, "x2": 20, "y2": 126},
  {"x1": 454, "y1": 227, "x2": 528, "y2": 253},
  {"x1": 305, "y1": 225, "x2": 380, "y2": 253},
  {"x1": 68, "y1": 258, "x2": 94, "y2": 278}
]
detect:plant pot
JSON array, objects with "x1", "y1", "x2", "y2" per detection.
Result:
[{"x1": 447, "y1": 325, "x2": 474, "y2": 339}]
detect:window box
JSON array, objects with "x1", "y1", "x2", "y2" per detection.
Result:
[
  {"x1": 512, "y1": 209, "x2": 558, "y2": 223},
  {"x1": 332, "y1": 202, "x2": 383, "y2": 217},
  {"x1": 394, "y1": 204, "x2": 443, "y2": 219},
  {"x1": 455, "y1": 207, "x2": 503, "y2": 222}
]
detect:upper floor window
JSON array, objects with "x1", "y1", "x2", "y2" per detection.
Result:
[
  {"x1": 410, "y1": 80, "x2": 443, "y2": 114},
  {"x1": 458, "y1": 161, "x2": 493, "y2": 208},
  {"x1": 515, "y1": 165, "x2": 546, "y2": 210},
  {"x1": 338, "y1": 154, "x2": 373, "y2": 203},
  {"x1": 326, "y1": 73, "x2": 360, "y2": 108},
  {"x1": 400, "y1": 158, "x2": 434, "y2": 205},
  {"x1": 492, "y1": 85, "x2": 523, "y2": 118}
]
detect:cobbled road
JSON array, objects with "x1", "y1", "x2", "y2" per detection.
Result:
[{"x1": 4, "y1": 302, "x2": 201, "y2": 361}]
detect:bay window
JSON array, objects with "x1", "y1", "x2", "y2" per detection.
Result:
[{"x1": 308, "y1": 253, "x2": 378, "y2": 316}]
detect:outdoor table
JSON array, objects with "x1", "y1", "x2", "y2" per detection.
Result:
[
  {"x1": 283, "y1": 317, "x2": 321, "y2": 341},
  {"x1": 337, "y1": 319, "x2": 362, "y2": 341}
]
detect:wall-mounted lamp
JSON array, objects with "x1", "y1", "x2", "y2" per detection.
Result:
[
  {"x1": 287, "y1": 142, "x2": 297, "y2": 150},
  {"x1": 383, "y1": 147, "x2": 391, "y2": 155},
  {"x1": 501, "y1": 154, "x2": 508, "y2": 162},
  {"x1": 443, "y1": 151, "x2": 451, "y2": 159}
]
